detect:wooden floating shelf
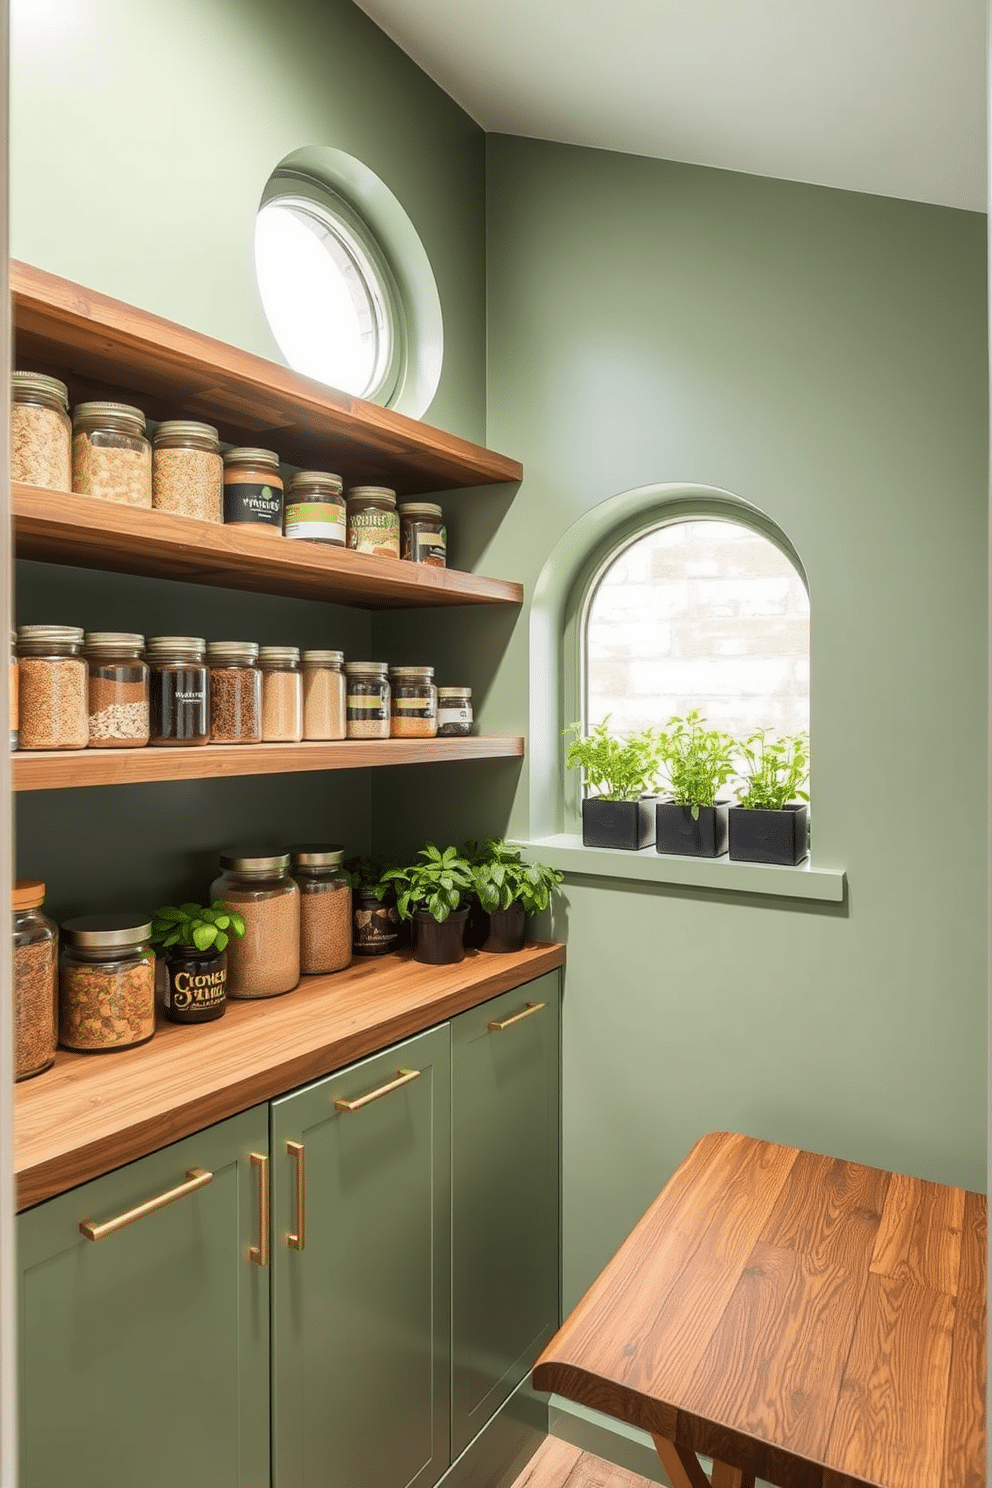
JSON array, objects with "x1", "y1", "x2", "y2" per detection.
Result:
[
  {"x1": 13, "y1": 735, "x2": 525, "y2": 791},
  {"x1": 13, "y1": 485, "x2": 524, "y2": 609}
]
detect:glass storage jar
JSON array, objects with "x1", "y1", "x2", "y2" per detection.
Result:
[
  {"x1": 284, "y1": 470, "x2": 346, "y2": 546},
  {"x1": 11, "y1": 371, "x2": 71, "y2": 491},
  {"x1": 223, "y1": 447, "x2": 284, "y2": 529},
  {"x1": 346, "y1": 486, "x2": 399, "y2": 559},
  {"x1": 72, "y1": 401, "x2": 152, "y2": 507},
  {"x1": 302, "y1": 650, "x2": 346, "y2": 740},
  {"x1": 147, "y1": 636, "x2": 210, "y2": 746},
  {"x1": 399, "y1": 502, "x2": 446, "y2": 567},
  {"x1": 160, "y1": 943, "x2": 227, "y2": 1025},
  {"x1": 152, "y1": 420, "x2": 223, "y2": 523},
  {"x1": 345, "y1": 662, "x2": 390, "y2": 739},
  {"x1": 10, "y1": 629, "x2": 18, "y2": 750},
  {"x1": 59, "y1": 915, "x2": 156, "y2": 1052},
  {"x1": 83, "y1": 632, "x2": 150, "y2": 748},
  {"x1": 290, "y1": 845, "x2": 352, "y2": 975},
  {"x1": 437, "y1": 686, "x2": 473, "y2": 737},
  {"x1": 259, "y1": 647, "x2": 302, "y2": 742},
  {"x1": 12, "y1": 879, "x2": 58, "y2": 1080},
  {"x1": 16, "y1": 625, "x2": 89, "y2": 750},
  {"x1": 389, "y1": 665, "x2": 437, "y2": 738},
  {"x1": 210, "y1": 849, "x2": 300, "y2": 998},
  {"x1": 207, "y1": 641, "x2": 262, "y2": 744}
]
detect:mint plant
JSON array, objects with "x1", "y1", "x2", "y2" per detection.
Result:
[
  {"x1": 466, "y1": 839, "x2": 563, "y2": 915},
  {"x1": 381, "y1": 843, "x2": 476, "y2": 923},
  {"x1": 736, "y1": 731, "x2": 810, "y2": 810},
  {"x1": 564, "y1": 717, "x2": 665, "y2": 801},
  {"x1": 150, "y1": 901, "x2": 246, "y2": 954},
  {"x1": 657, "y1": 710, "x2": 737, "y2": 819}
]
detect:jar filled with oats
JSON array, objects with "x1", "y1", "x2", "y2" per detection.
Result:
[
  {"x1": 284, "y1": 470, "x2": 346, "y2": 546},
  {"x1": 290, "y1": 845, "x2": 352, "y2": 975},
  {"x1": 210, "y1": 849, "x2": 300, "y2": 998},
  {"x1": 72, "y1": 402, "x2": 152, "y2": 508},
  {"x1": 59, "y1": 915, "x2": 156, "y2": 1052},
  {"x1": 346, "y1": 487, "x2": 399, "y2": 559},
  {"x1": 11, "y1": 372, "x2": 71, "y2": 490},
  {"x1": 389, "y1": 666, "x2": 437, "y2": 738},
  {"x1": 16, "y1": 625, "x2": 89, "y2": 750},
  {"x1": 12, "y1": 879, "x2": 58, "y2": 1080},
  {"x1": 345, "y1": 662, "x2": 390, "y2": 740},
  {"x1": 152, "y1": 420, "x2": 223, "y2": 523},
  {"x1": 302, "y1": 650, "x2": 346, "y2": 740},
  {"x1": 259, "y1": 646, "x2": 302, "y2": 742},
  {"x1": 83, "y1": 632, "x2": 150, "y2": 748}
]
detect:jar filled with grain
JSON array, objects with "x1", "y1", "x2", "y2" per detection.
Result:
[
  {"x1": 59, "y1": 915, "x2": 156, "y2": 1052},
  {"x1": 72, "y1": 402, "x2": 152, "y2": 508},
  {"x1": 10, "y1": 630, "x2": 19, "y2": 750},
  {"x1": 12, "y1": 879, "x2": 58, "y2": 1080},
  {"x1": 437, "y1": 686, "x2": 474, "y2": 737},
  {"x1": 289, "y1": 844, "x2": 352, "y2": 975},
  {"x1": 389, "y1": 666, "x2": 437, "y2": 738},
  {"x1": 302, "y1": 650, "x2": 346, "y2": 741},
  {"x1": 223, "y1": 448, "x2": 283, "y2": 530},
  {"x1": 83, "y1": 632, "x2": 150, "y2": 748},
  {"x1": 16, "y1": 625, "x2": 89, "y2": 750},
  {"x1": 345, "y1": 662, "x2": 390, "y2": 740},
  {"x1": 207, "y1": 642, "x2": 261, "y2": 744},
  {"x1": 147, "y1": 636, "x2": 210, "y2": 746},
  {"x1": 399, "y1": 502, "x2": 447, "y2": 567},
  {"x1": 210, "y1": 849, "x2": 300, "y2": 998},
  {"x1": 153, "y1": 420, "x2": 223, "y2": 523},
  {"x1": 259, "y1": 646, "x2": 302, "y2": 742},
  {"x1": 284, "y1": 470, "x2": 346, "y2": 546},
  {"x1": 346, "y1": 487, "x2": 399, "y2": 559},
  {"x1": 11, "y1": 372, "x2": 71, "y2": 491}
]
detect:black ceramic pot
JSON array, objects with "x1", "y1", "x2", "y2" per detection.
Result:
[
  {"x1": 481, "y1": 901, "x2": 527, "y2": 954},
  {"x1": 412, "y1": 907, "x2": 469, "y2": 965},
  {"x1": 162, "y1": 945, "x2": 227, "y2": 1024},
  {"x1": 581, "y1": 796, "x2": 657, "y2": 851},
  {"x1": 655, "y1": 800, "x2": 730, "y2": 858},
  {"x1": 728, "y1": 803, "x2": 809, "y2": 866}
]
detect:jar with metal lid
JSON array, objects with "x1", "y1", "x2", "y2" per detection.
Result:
[
  {"x1": 285, "y1": 470, "x2": 346, "y2": 546},
  {"x1": 153, "y1": 420, "x2": 223, "y2": 523},
  {"x1": 59, "y1": 915, "x2": 156, "y2": 1052},
  {"x1": 16, "y1": 625, "x2": 89, "y2": 750},
  {"x1": 11, "y1": 371, "x2": 71, "y2": 490},
  {"x1": 83, "y1": 632, "x2": 150, "y2": 748},
  {"x1": 302, "y1": 650, "x2": 346, "y2": 741},
  {"x1": 389, "y1": 665, "x2": 437, "y2": 738},
  {"x1": 223, "y1": 447, "x2": 284, "y2": 530},
  {"x1": 207, "y1": 641, "x2": 262, "y2": 744},
  {"x1": 10, "y1": 630, "x2": 19, "y2": 750},
  {"x1": 346, "y1": 486, "x2": 400, "y2": 559},
  {"x1": 259, "y1": 646, "x2": 302, "y2": 742},
  {"x1": 209, "y1": 848, "x2": 300, "y2": 998},
  {"x1": 345, "y1": 662, "x2": 390, "y2": 740},
  {"x1": 399, "y1": 503, "x2": 447, "y2": 567},
  {"x1": 12, "y1": 879, "x2": 58, "y2": 1080},
  {"x1": 147, "y1": 636, "x2": 210, "y2": 746},
  {"x1": 72, "y1": 401, "x2": 152, "y2": 508},
  {"x1": 437, "y1": 686, "x2": 474, "y2": 737},
  {"x1": 290, "y1": 844, "x2": 352, "y2": 975}
]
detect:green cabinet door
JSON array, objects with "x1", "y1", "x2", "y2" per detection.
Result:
[
  {"x1": 271, "y1": 1023, "x2": 451, "y2": 1488},
  {"x1": 450, "y1": 972, "x2": 561, "y2": 1457},
  {"x1": 17, "y1": 1104, "x2": 270, "y2": 1488}
]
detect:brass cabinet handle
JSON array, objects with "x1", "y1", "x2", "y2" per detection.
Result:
[
  {"x1": 249, "y1": 1152, "x2": 269, "y2": 1267},
  {"x1": 334, "y1": 1067, "x2": 421, "y2": 1112},
  {"x1": 79, "y1": 1167, "x2": 213, "y2": 1242},
  {"x1": 488, "y1": 1000, "x2": 546, "y2": 1032},
  {"x1": 287, "y1": 1140, "x2": 306, "y2": 1251}
]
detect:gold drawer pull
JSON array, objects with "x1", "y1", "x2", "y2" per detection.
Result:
[
  {"x1": 334, "y1": 1067, "x2": 421, "y2": 1112},
  {"x1": 287, "y1": 1140, "x2": 306, "y2": 1251},
  {"x1": 488, "y1": 1000, "x2": 546, "y2": 1032},
  {"x1": 79, "y1": 1167, "x2": 213, "y2": 1242},
  {"x1": 249, "y1": 1152, "x2": 269, "y2": 1267}
]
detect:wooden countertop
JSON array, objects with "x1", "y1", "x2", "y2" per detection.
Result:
[{"x1": 15, "y1": 942, "x2": 565, "y2": 1211}]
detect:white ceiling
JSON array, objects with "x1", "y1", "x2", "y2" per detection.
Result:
[{"x1": 354, "y1": 0, "x2": 988, "y2": 212}]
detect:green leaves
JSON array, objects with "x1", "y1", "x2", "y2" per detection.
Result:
[
  {"x1": 656, "y1": 710, "x2": 737, "y2": 809},
  {"x1": 467, "y1": 840, "x2": 563, "y2": 917},
  {"x1": 736, "y1": 730, "x2": 810, "y2": 811},
  {"x1": 381, "y1": 842, "x2": 476, "y2": 923},
  {"x1": 564, "y1": 717, "x2": 665, "y2": 801},
  {"x1": 149, "y1": 898, "x2": 247, "y2": 951}
]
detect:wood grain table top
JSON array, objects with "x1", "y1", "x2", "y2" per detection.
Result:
[{"x1": 533, "y1": 1131, "x2": 986, "y2": 1488}]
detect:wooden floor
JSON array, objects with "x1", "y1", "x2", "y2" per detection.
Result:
[{"x1": 511, "y1": 1438, "x2": 660, "y2": 1488}]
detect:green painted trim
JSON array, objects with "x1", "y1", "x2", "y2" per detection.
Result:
[{"x1": 439, "y1": 1375, "x2": 549, "y2": 1488}]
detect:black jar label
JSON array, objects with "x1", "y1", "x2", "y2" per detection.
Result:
[{"x1": 224, "y1": 482, "x2": 283, "y2": 527}]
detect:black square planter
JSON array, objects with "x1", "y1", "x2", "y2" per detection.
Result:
[
  {"x1": 655, "y1": 801, "x2": 729, "y2": 858},
  {"x1": 728, "y1": 803, "x2": 809, "y2": 866},
  {"x1": 582, "y1": 796, "x2": 656, "y2": 850}
]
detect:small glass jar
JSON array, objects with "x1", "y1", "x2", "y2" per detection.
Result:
[
  {"x1": 153, "y1": 420, "x2": 223, "y2": 523},
  {"x1": 59, "y1": 915, "x2": 156, "y2": 1052},
  {"x1": 290, "y1": 845, "x2": 353, "y2": 975},
  {"x1": 11, "y1": 371, "x2": 71, "y2": 490},
  {"x1": 302, "y1": 650, "x2": 346, "y2": 741},
  {"x1": 210, "y1": 849, "x2": 300, "y2": 999},
  {"x1": 10, "y1": 629, "x2": 19, "y2": 750},
  {"x1": 345, "y1": 662, "x2": 390, "y2": 740},
  {"x1": 346, "y1": 486, "x2": 400, "y2": 559},
  {"x1": 207, "y1": 642, "x2": 262, "y2": 744},
  {"x1": 16, "y1": 625, "x2": 89, "y2": 750},
  {"x1": 83, "y1": 632, "x2": 150, "y2": 748},
  {"x1": 399, "y1": 503, "x2": 446, "y2": 567},
  {"x1": 284, "y1": 470, "x2": 346, "y2": 546},
  {"x1": 389, "y1": 666, "x2": 437, "y2": 738},
  {"x1": 259, "y1": 647, "x2": 302, "y2": 742},
  {"x1": 161, "y1": 944, "x2": 227, "y2": 1024},
  {"x1": 437, "y1": 686, "x2": 474, "y2": 737},
  {"x1": 147, "y1": 636, "x2": 210, "y2": 746},
  {"x1": 12, "y1": 879, "x2": 58, "y2": 1080},
  {"x1": 72, "y1": 401, "x2": 152, "y2": 508},
  {"x1": 223, "y1": 447, "x2": 284, "y2": 530}
]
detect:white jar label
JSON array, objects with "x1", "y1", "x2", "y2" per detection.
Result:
[
  {"x1": 285, "y1": 502, "x2": 346, "y2": 543},
  {"x1": 438, "y1": 704, "x2": 472, "y2": 726}
]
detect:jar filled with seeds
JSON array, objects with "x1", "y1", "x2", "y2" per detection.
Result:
[
  {"x1": 83, "y1": 632, "x2": 150, "y2": 748},
  {"x1": 210, "y1": 849, "x2": 300, "y2": 998},
  {"x1": 147, "y1": 636, "x2": 210, "y2": 746},
  {"x1": 12, "y1": 879, "x2": 58, "y2": 1080},
  {"x1": 11, "y1": 372, "x2": 71, "y2": 491},
  {"x1": 259, "y1": 646, "x2": 302, "y2": 742},
  {"x1": 437, "y1": 686, "x2": 474, "y2": 737},
  {"x1": 284, "y1": 470, "x2": 346, "y2": 546},
  {"x1": 72, "y1": 402, "x2": 152, "y2": 508},
  {"x1": 345, "y1": 662, "x2": 390, "y2": 740},
  {"x1": 302, "y1": 650, "x2": 346, "y2": 741},
  {"x1": 153, "y1": 420, "x2": 223, "y2": 523},
  {"x1": 389, "y1": 665, "x2": 437, "y2": 738},
  {"x1": 10, "y1": 629, "x2": 19, "y2": 750},
  {"x1": 399, "y1": 502, "x2": 447, "y2": 567},
  {"x1": 16, "y1": 625, "x2": 89, "y2": 750},
  {"x1": 207, "y1": 642, "x2": 261, "y2": 744},
  {"x1": 290, "y1": 844, "x2": 352, "y2": 975},
  {"x1": 346, "y1": 486, "x2": 399, "y2": 559},
  {"x1": 59, "y1": 915, "x2": 156, "y2": 1052},
  {"x1": 223, "y1": 447, "x2": 284, "y2": 530}
]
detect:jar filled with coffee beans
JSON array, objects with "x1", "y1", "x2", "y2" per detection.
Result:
[
  {"x1": 153, "y1": 420, "x2": 223, "y2": 523},
  {"x1": 345, "y1": 661, "x2": 390, "y2": 739},
  {"x1": 59, "y1": 915, "x2": 156, "y2": 1052},
  {"x1": 72, "y1": 402, "x2": 152, "y2": 508},
  {"x1": 12, "y1": 879, "x2": 58, "y2": 1080},
  {"x1": 207, "y1": 642, "x2": 262, "y2": 744},
  {"x1": 11, "y1": 372, "x2": 71, "y2": 491},
  {"x1": 83, "y1": 632, "x2": 150, "y2": 748},
  {"x1": 16, "y1": 625, "x2": 89, "y2": 751},
  {"x1": 147, "y1": 636, "x2": 210, "y2": 746},
  {"x1": 290, "y1": 845, "x2": 352, "y2": 975}
]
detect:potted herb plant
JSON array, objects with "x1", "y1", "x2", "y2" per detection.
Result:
[
  {"x1": 728, "y1": 730, "x2": 810, "y2": 865},
  {"x1": 380, "y1": 842, "x2": 476, "y2": 964},
  {"x1": 149, "y1": 900, "x2": 246, "y2": 1023},
  {"x1": 343, "y1": 856, "x2": 401, "y2": 956},
  {"x1": 466, "y1": 838, "x2": 564, "y2": 953},
  {"x1": 565, "y1": 717, "x2": 664, "y2": 850},
  {"x1": 654, "y1": 710, "x2": 737, "y2": 857}
]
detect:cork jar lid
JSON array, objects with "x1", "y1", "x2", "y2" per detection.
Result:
[{"x1": 12, "y1": 879, "x2": 45, "y2": 911}]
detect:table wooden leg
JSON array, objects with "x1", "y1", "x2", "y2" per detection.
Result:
[
  {"x1": 650, "y1": 1434, "x2": 754, "y2": 1488},
  {"x1": 711, "y1": 1463, "x2": 755, "y2": 1488}
]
